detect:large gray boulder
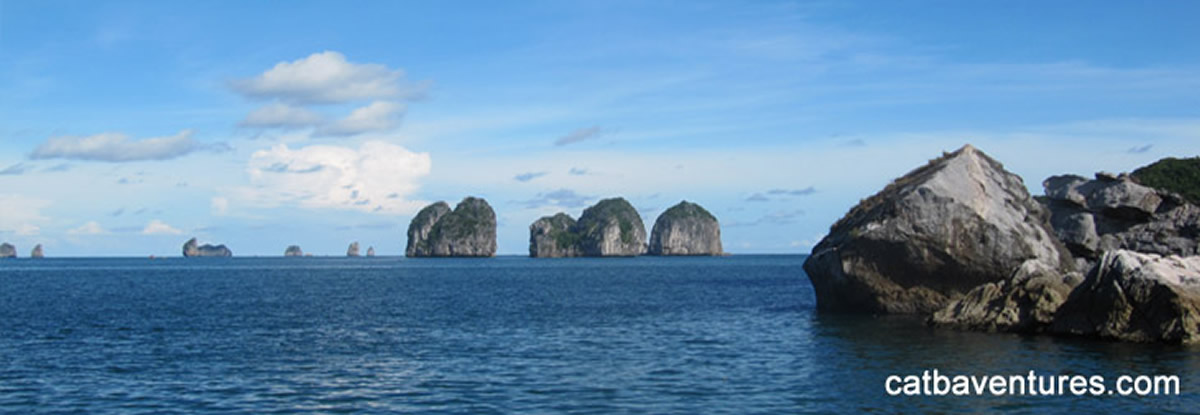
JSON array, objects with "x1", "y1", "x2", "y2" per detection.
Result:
[
  {"x1": 576, "y1": 198, "x2": 647, "y2": 256},
  {"x1": 406, "y1": 197, "x2": 497, "y2": 257},
  {"x1": 182, "y1": 238, "x2": 232, "y2": 257},
  {"x1": 803, "y1": 144, "x2": 1075, "y2": 315},
  {"x1": 1042, "y1": 173, "x2": 1200, "y2": 262},
  {"x1": 347, "y1": 242, "x2": 360, "y2": 257},
  {"x1": 1051, "y1": 250, "x2": 1200, "y2": 343},
  {"x1": 31, "y1": 244, "x2": 43, "y2": 258},
  {"x1": 0, "y1": 243, "x2": 14, "y2": 258},
  {"x1": 648, "y1": 201, "x2": 723, "y2": 256},
  {"x1": 405, "y1": 202, "x2": 451, "y2": 257},
  {"x1": 529, "y1": 213, "x2": 583, "y2": 258},
  {"x1": 284, "y1": 245, "x2": 304, "y2": 257}
]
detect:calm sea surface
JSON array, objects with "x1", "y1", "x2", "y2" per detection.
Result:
[{"x1": 1, "y1": 255, "x2": 1197, "y2": 414}]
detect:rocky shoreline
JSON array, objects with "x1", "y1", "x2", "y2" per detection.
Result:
[{"x1": 805, "y1": 144, "x2": 1200, "y2": 344}]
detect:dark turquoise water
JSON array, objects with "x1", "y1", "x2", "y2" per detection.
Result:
[{"x1": 0, "y1": 255, "x2": 1196, "y2": 413}]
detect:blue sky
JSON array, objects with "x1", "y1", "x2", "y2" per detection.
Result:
[{"x1": 1, "y1": 1, "x2": 1198, "y2": 256}]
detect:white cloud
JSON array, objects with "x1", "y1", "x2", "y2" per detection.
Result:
[
  {"x1": 231, "y1": 51, "x2": 425, "y2": 104},
  {"x1": 554, "y1": 126, "x2": 605, "y2": 146},
  {"x1": 233, "y1": 140, "x2": 431, "y2": 214},
  {"x1": 238, "y1": 102, "x2": 324, "y2": 128},
  {"x1": 142, "y1": 219, "x2": 183, "y2": 235},
  {"x1": 29, "y1": 130, "x2": 226, "y2": 162},
  {"x1": 211, "y1": 197, "x2": 229, "y2": 215},
  {"x1": 315, "y1": 101, "x2": 405, "y2": 136},
  {"x1": 0, "y1": 194, "x2": 50, "y2": 235},
  {"x1": 68, "y1": 221, "x2": 107, "y2": 235}
]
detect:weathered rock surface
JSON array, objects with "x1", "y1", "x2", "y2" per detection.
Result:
[
  {"x1": 803, "y1": 144, "x2": 1074, "y2": 315},
  {"x1": 182, "y1": 238, "x2": 232, "y2": 257},
  {"x1": 406, "y1": 197, "x2": 497, "y2": 257},
  {"x1": 31, "y1": 244, "x2": 43, "y2": 258},
  {"x1": 405, "y1": 202, "x2": 451, "y2": 257},
  {"x1": 347, "y1": 242, "x2": 360, "y2": 257},
  {"x1": 284, "y1": 245, "x2": 303, "y2": 257},
  {"x1": 576, "y1": 198, "x2": 647, "y2": 256},
  {"x1": 529, "y1": 213, "x2": 583, "y2": 258},
  {"x1": 1051, "y1": 250, "x2": 1200, "y2": 343},
  {"x1": 648, "y1": 201, "x2": 722, "y2": 256},
  {"x1": 366, "y1": 246, "x2": 375, "y2": 257},
  {"x1": 1042, "y1": 173, "x2": 1200, "y2": 263},
  {"x1": 0, "y1": 243, "x2": 15, "y2": 258},
  {"x1": 931, "y1": 261, "x2": 1082, "y2": 332}
]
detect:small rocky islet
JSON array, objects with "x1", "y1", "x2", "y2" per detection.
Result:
[
  {"x1": 406, "y1": 197, "x2": 498, "y2": 257},
  {"x1": 182, "y1": 237, "x2": 232, "y2": 257},
  {"x1": 806, "y1": 144, "x2": 1200, "y2": 344},
  {"x1": 529, "y1": 198, "x2": 723, "y2": 257}
]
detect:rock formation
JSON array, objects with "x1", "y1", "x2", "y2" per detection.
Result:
[
  {"x1": 648, "y1": 201, "x2": 722, "y2": 256},
  {"x1": 1051, "y1": 250, "x2": 1200, "y2": 343},
  {"x1": 529, "y1": 213, "x2": 583, "y2": 257},
  {"x1": 406, "y1": 197, "x2": 497, "y2": 257},
  {"x1": 528, "y1": 198, "x2": 647, "y2": 257},
  {"x1": 931, "y1": 261, "x2": 1082, "y2": 333},
  {"x1": 803, "y1": 145, "x2": 1075, "y2": 315},
  {"x1": 284, "y1": 245, "x2": 304, "y2": 257},
  {"x1": 0, "y1": 243, "x2": 14, "y2": 258},
  {"x1": 31, "y1": 244, "x2": 43, "y2": 258},
  {"x1": 576, "y1": 198, "x2": 647, "y2": 256},
  {"x1": 366, "y1": 246, "x2": 375, "y2": 257},
  {"x1": 405, "y1": 202, "x2": 451, "y2": 256},
  {"x1": 182, "y1": 237, "x2": 232, "y2": 257},
  {"x1": 1042, "y1": 172, "x2": 1199, "y2": 266},
  {"x1": 347, "y1": 242, "x2": 360, "y2": 257}
]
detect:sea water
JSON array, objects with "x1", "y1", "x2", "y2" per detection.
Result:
[{"x1": 1, "y1": 256, "x2": 1196, "y2": 413}]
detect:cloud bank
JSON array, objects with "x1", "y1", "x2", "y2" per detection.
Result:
[
  {"x1": 231, "y1": 51, "x2": 426, "y2": 104},
  {"x1": 29, "y1": 130, "x2": 226, "y2": 162}
]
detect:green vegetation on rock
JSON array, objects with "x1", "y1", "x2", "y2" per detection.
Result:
[{"x1": 1132, "y1": 156, "x2": 1200, "y2": 205}]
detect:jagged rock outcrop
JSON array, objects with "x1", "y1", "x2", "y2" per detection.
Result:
[
  {"x1": 31, "y1": 244, "x2": 43, "y2": 258},
  {"x1": 405, "y1": 202, "x2": 451, "y2": 257},
  {"x1": 803, "y1": 145, "x2": 1075, "y2": 315},
  {"x1": 284, "y1": 245, "x2": 304, "y2": 257},
  {"x1": 366, "y1": 246, "x2": 375, "y2": 257},
  {"x1": 931, "y1": 261, "x2": 1082, "y2": 332},
  {"x1": 182, "y1": 237, "x2": 232, "y2": 257},
  {"x1": 648, "y1": 201, "x2": 722, "y2": 256},
  {"x1": 1051, "y1": 250, "x2": 1200, "y2": 343},
  {"x1": 577, "y1": 198, "x2": 647, "y2": 256},
  {"x1": 1042, "y1": 172, "x2": 1200, "y2": 264},
  {"x1": 347, "y1": 242, "x2": 360, "y2": 257},
  {"x1": 529, "y1": 213, "x2": 583, "y2": 257},
  {"x1": 406, "y1": 197, "x2": 497, "y2": 257},
  {"x1": 527, "y1": 198, "x2": 648, "y2": 257},
  {"x1": 0, "y1": 243, "x2": 15, "y2": 258}
]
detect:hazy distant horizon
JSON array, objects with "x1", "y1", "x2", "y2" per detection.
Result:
[{"x1": 2, "y1": 1, "x2": 1198, "y2": 256}]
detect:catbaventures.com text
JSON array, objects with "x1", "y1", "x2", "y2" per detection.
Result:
[{"x1": 886, "y1": 369, "x2": 1179, "y2": 396}]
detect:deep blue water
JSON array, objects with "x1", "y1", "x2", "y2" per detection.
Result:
[{"x1": 1, "y1": 255, "x2": 1197, "y2": 414}]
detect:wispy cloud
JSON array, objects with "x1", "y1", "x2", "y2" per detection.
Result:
[
  {"x1": 726, "y1": 209, "x2": 806, "y2": 227},
  {"x1": 514, "y1": 171, "x2": 548, "y2": 182},
  {"x1": 238, "y1": 102, "x2": 324, "y2": 128},
  {"x1": 568, "y1": 167, "x2": 590, "y2": 176},
  {"x1": 230, "y1": 51, "x2": 427, "y2": 104},
  {"x1": 1127, "y1": 144, "x2": 1153, "y2": 154},
  {"x1": 520, "y1": 189, "x2": 593, "y2": 209},
  {"x1": 767, "y1": 186, "x2": 816, "y2": 196},
  {"x1": 314, "y1": 101, "x2": 405, "y2": 137},
  {"x1": 554, "y1": 126, "x2": 605, "y2": 146},
  {"x1": 745, "y1": 193, "x2": 770, "y2": 202},
  {"x1": 29, "y1": 130, "x2": 228, "y2": 162},
  {"x1": 141, "y1": 219, "x2": 183, "y2": 235},
  {"x1": 0, "y1": 163, "x2": 33, "y2": 175},
  {"x1": 68, "y1": 221, "x2": 107, "y2": 235}
]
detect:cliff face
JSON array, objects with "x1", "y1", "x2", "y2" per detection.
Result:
[
  {"x1": 0, "y1": 243, "x2": 14, "y2": 258},
  {"x1": 182, "y1": 238, "x2": 232, "y2": 257},
  {"x1": 803, "y1": 145, "x2": 1074, "y2": 316},
  {"x1": 648, "y1": 201, "x2": 722, "y2": 256},
  {"x1": 575, "y1": 198, "x2": 647, "y2": 257},
  {"x1": 405, "y1": 202, "x2": 451, "y2": 257},
  {"x1": 284, "y1": 245, "x2": 304, "y2": 257},
  {"x1": 406, "y1": 197, "x2": 497, "y2": 257},
  {"x1": 529, "y1": 213, "x2": 583, "y2": 257}
]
